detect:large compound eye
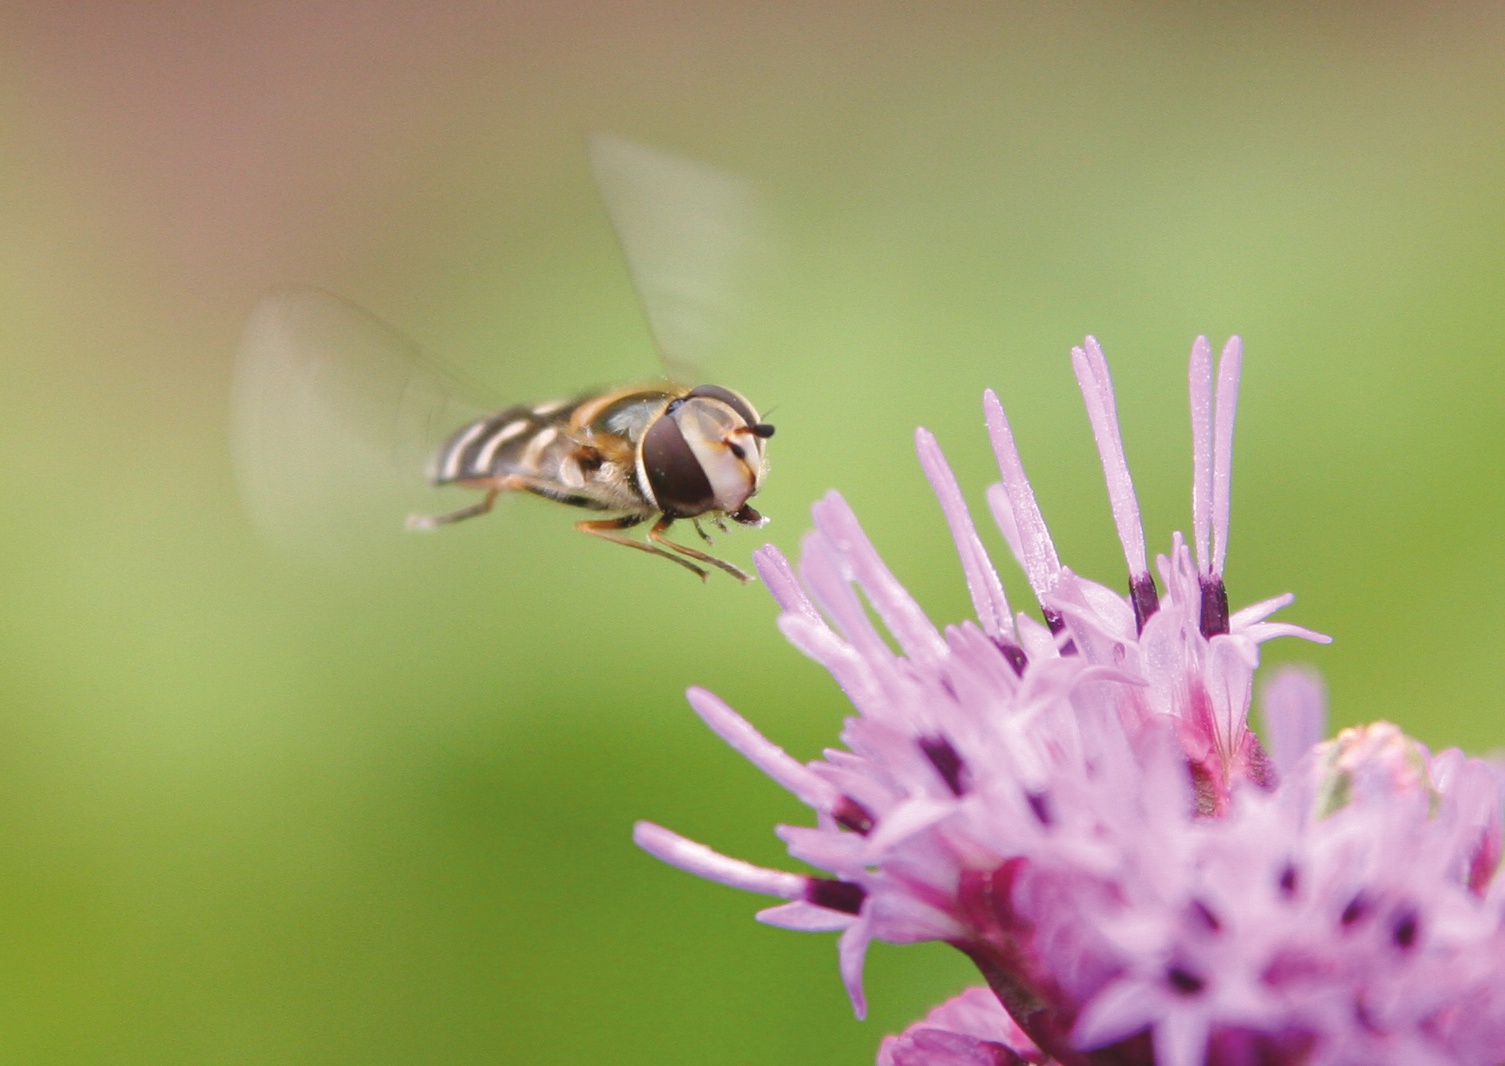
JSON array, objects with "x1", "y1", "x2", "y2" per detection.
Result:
[
  {"x1": 684, "y1": 384, "x2": 759, "y2": 428},
  {"x1": 640, "y1": 412, "x2": 715, "y2": 518}
]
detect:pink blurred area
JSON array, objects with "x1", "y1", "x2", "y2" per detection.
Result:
[
  {"x1": 2, "y1": 2, "x2": 775, "y2": 297},
  {"x1": 0, "y1": 0, "x2": 841, "y2": 467},
  {"x1": 5, "y1": 0, "x2": 1492, "y2": 323}
]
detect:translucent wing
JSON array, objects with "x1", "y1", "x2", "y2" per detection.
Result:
[
  {"x1": 230, "y1": 287, "x2": 489, "y2": 569},
  {"x1": 588, "y1": 133, "x2": 771, "y2": 383}
]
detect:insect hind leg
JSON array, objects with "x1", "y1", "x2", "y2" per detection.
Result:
[
  {"x1": 649, "y1": 517, "x2": 753, "y2": 583},
  {"x1": 577, "y1": 515, "x2": 710, "y2": 581},
  {"x1": 407, "y1": 488, "x2": 500, "y2": 530}
]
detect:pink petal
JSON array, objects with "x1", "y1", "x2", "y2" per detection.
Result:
[
  {"x1": 1073, "y1": 336, "x2": 1151, "y2": 582},
  {"x1": 686, "y1": 687, "x2": 841, "y2": 811},
  {"x1": 756, "y1": 900, "x2": 856, "y2": 932},
  {"x1": 632, "y1": 822, "x2": 805, "y2": 898},
  {"x1": 813, "y1": 492, "x2": 949, "y2": 666},
  {"x1": 1212, "y1": 336, "x2": 1242, "y2": 577},
  {"x1": 917, "y1": 427, "x2": 1015, "y2": 642},
  {"x1": 1258, "y1": 665, "x2": 1329, "y2": 779},
  {"x1": 839, "y1": 913, "x2": 874, "y2": 1018},
  {"x1": 1188, "y1": 335, "x2": 1215, "y2": 576},
  {"x1": 983, "y1": 389, "x2": 1062, "y2": 599}
]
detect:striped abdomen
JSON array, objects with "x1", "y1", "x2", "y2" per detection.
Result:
[
  {"x1": 431, "y1": 401, "x2": 579, "y2": 485},
  {"x1": 429, "y1": 389, "x2": 676, "y2": 513}
]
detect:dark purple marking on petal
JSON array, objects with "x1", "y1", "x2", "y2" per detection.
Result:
[
  {"x1": 1392, "y1": 907, "x2": 1419, "y2": 950},
  {"x1": 1278, "y1": 863, "x2": 1299, "y2": 898},
  {"x1": 1207, "y1": 1027, "x2": 1319, "y2": 1066},
  {"x1": 1026, "y1": 791, "x2": 1053, "y2": 827},
  {"x1": 919, "y1": 735, "x2": 967, "y2": 797},
  {"x1": 1092, "y1": 1031, "x2": 1154, "y2": 1066},
  {"x1": 1040, "y1": 606, "x2": 1078, "y2": 656},
  {"x1": 805, "y1": 877, "x2": 866, "y2": 915},
  {"x1": 1340, "y1": 894, "x2": 1369, "y2": 928},
  {"x1": 833, "y1": 795, "x2": 874, "y2": 835},
  {"x1": 992, "y1": 638, "x2": 1029, "y2": 677},
  {"x1": 1189, "y1": 899, "x2": 1222, "y2": 934},
  {"x1": 1199, "y1": 574, "x2": 1230, "y2": 638},
  {"x1": 1129, "y1": 571, "x2": 1160, "y2": 634},
  {"x1": 1167, "y1": 965, "x2": 1206, "y2": 996}
]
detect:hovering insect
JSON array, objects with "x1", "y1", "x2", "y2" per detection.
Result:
[
  {"x1": 232, "y1": 134, "x2": 776, "y2": 581},
  {"x1": 414, "y1": 381, "x2": 773, "y2": 580}
]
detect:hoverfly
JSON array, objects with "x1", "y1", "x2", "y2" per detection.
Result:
[
  {"x1": 413, "y1": 380, "x2": 773, "y2": 580},
  {"x1": 232, "y1": 134, "x2": 775, "y2": 581}
]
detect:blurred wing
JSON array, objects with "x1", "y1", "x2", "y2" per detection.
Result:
[
  {"x1": 588, "y1": 133, "x2": 771, "y2": 383},
  {"x1": 230, "y1": 287, "x2": 489, "y2": 569}
]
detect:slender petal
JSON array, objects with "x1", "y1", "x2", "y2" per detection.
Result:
[
  {"x1": 632, "y1": 822, "x2": 805, "y2": 898},
  {"x1": 917, "y1": 427, "x2": 1015, "y2": 643},
  {"x1": 1072, "y1": 337, "x2": 1151, "y2": 585},
  {"x1": 1212, "y1": 336, "x2": 1243, "y2": 576},
  {"x1": 983, "y1": 389, "x2": 1062, "y2": 601},
  {"x1": 1189, "y1": 336, "x2": 1214, "y2": 575},
  {"x1": 686, "y1": 687, "x2": 842, "y2": 811}
]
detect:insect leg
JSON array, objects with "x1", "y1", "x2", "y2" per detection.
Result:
[
  {"x1": 407, "y1": 488, "x2": 500, "y2": 530},
  {"x1": 648, "y1": 516, "x2": 753, "y2": 583},
  {"x1": 406, "y1": 471, "x2": 571, "y2": 532},
  {"x1": 577, "y1": 516, "x2": 710, "y2": 581}
]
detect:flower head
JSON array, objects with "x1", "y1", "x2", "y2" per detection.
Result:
[{"x1": 634, "y1": 338, "x2": 1505, "y2": 1065}]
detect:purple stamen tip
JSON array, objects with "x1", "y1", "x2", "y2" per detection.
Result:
[
  {"x1": 1392, "y1": 909, "x2": 1420, "y2": 950},
  {"x1": 919, "y1": 735, "x2": 967, "y2": 797},
  {"x1": 1130, "y1": 571, "x2": 1160, "y2": 634},
  {"x1": 806, "y1": 877, "x2": 867, "y2": 916},
  {"x1": 1167, "y1": 965, "x2": 1207, "y2": 996},
  {"x1": 1199, "y1": 574, "x2": 1230, "y2": 638},
  {"x1": 1040, "y1": 605, "x2": 1078, "y2": 655},
  {"x1": 993, "y1": 638, "x2": 1029, "y2": 677},
  {"x1": 833, "y1": 795, "x2": 875, "y2": 835},
  {"x1": 1026, "y1": 791, "x2": 1053, "y2": 826}
]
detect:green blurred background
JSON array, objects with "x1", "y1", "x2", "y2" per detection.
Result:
[{"x1": 2, "y1": 2, "x2": 1503, "y2": 1062}]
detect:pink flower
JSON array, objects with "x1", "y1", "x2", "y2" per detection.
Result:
[
  {"x1": 633, "y1": 338, "x2": 1505, "y2": 1065},
  {"x1": 877, "y1": 986, "x2": 1040, "y2": 1066}
]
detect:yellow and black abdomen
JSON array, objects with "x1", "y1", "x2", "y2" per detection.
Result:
[
  {"x1": 428, "y1": 389, "x2": 674, "y2": 515},
  {"x1": 430, "y1": 401, "x2": 578, "y2": 486}
]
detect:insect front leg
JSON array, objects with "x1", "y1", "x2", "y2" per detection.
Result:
[
  {"x1": 576, "y1": 515, "x2": 710, "y2": 581},
  {"x1": 648, "y1": 516, "x2": 753, "y2": 583}
]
